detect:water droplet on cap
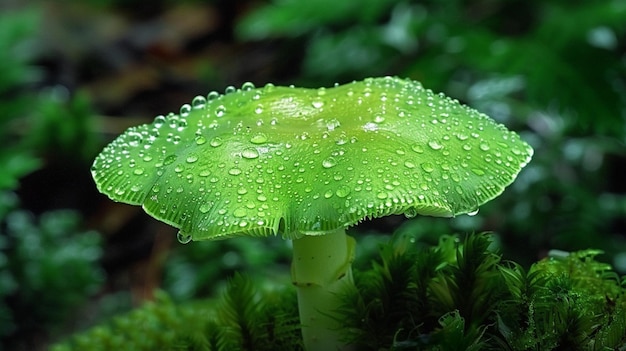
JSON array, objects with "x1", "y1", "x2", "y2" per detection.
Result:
[
  {"x1": 250, "y1": 133, "x2": 268, "y2": 144},
  {"x1": 195, "y1": 135, "x2": 207, "y2": 145},
  {"x1": 335, "y1": 185, "x2": 351, "y2": 198},
  {"x1": 322, "y1": 157, "x2": 337, "y2": 168},
  {"x1": 177, "y1": 231, "x2": 192, "y2": 244},
  {"x1": 199, "y1": 203, "x2": 211, "y2": 213},
  {"x1": 241, "y1": 82, "x2": 255, "y2": 91},
  {"x1": 215, "y1": 105, "x2": 226, "y2": 117},
  {"x1": 411, "y1": 144, "x2": 424, "y2": 153},
  {"x1": 163, "y1": 154, "x2": 177, "y2": 165},
  {"x1": 191, "y1": 96, "x2": 206, "y2": 109},
  {"x1": 311, "y1": 99, "x2": 324, "y2": 108},
  {"x1": 428, "y1": 140, "x2": 443, "y2": 150},
  {"x1": 207, "y1": 91, "x2": 220, "y2": 101},
  {"x1": 242, "y1": 148, "x2": 259, "y2": 159},
  {"x1": 421, "y1": 162, "x2": 435, "y2": 173},
  {"x1": 228, "y1": 168, "x2": 242, "y2": 176},
  {"x1": 471, "y1": 168, "x2": 485, "y2": 176},
  {"x1": 154, "y1": 115, "x2": 166, "y2": 128},
  {"x1": 179, "y1": 104, "x2": 192, "y2": 117}
]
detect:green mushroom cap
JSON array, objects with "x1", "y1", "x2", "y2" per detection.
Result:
[{"x1": 91, "y1": 77, "x2": 533, "y2": 241}]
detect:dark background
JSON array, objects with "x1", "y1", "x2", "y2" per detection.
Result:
[{"x1": 1, "y1": 0, "x2": 625, "y2": 349}]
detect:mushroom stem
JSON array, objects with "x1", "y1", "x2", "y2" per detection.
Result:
[{"x1": 291, "y1": 228, "x2": 356, "y2": 351}]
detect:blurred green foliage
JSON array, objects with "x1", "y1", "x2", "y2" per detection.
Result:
[
  {"x1": 163, "y1": 236, "x2": 292, "y2": 301},
  {"x1": 0, "y1": 192, "x2": 104, "y2": 350},
  {"x1": 0, "y1": 10, "x2": 43, "y2": 190},
  {"x1": 0, "y1": 7, "x2": 103, "y2": 350},
  {"x1": 0, "y1": 9, "x2": 98, "y2": 190}
]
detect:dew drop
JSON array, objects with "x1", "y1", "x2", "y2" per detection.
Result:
[
  {"x1": 233, "y1": 208, "x2": 247, "y2": 217},
  {"x1": 428, "y1": 140, "x2": 443, "y2": 150},
  {"x1": 228, "y1": 168, "x2": 242, "y2": 176},
  {"x1": 179, "y1": 104, "x2": 192, "y2": 117},
  {"x1": 191, "y1": 96, "x2": 206, "y2": 109},
  {"x1": 411, "y1": 144, "x2": 424, "y2": 153},
  {"x1": 242, "y1": 148, "x2": 259, "y2": 159},
  {"x1": 154, "y1": 115, "x2": 166, "y2": 128},
  {"x1": 128, "y1": 132, "x2": 143, "y2": 147},
  {"x1": 311, "y1": 99, "x2": 324, "y2": 109},
  {"x1": 404, "y1": 208, "x2": 418, "y2": 219},
  {"x1": 163, "y1": 154, "x2": 177, "y2": 165},
  {"x1": 326, "y1": 119, "x2": 340, "y2": 131},
  {"x1": 335, "y1": 185, "x2": 351, "y2": 198},
  {"x1": 376, "y1": 192, "x2": 388, "y2": 199},
  {"x1": 241, "y1": 82, "x2": 255, "y2": 91},
  {"x1": 479, "y1": 142, "x2": 490, "y2": 151},
  {"x1": 199, "y1": 203, "x2": 211, "y2": 214},
  {"x1": 471, "y1": 168, "x2": 485, "y2": 176},
  {"x1": 210, "y1": 137, "x2": 223, "y2": 147},
  {"x1": 404, "y1": 161, "x2": 416, "y2": 169},
  {"x1": 195, "y1": 135, "x2": 207, "y2": 145},
  {"x1": 421, "y1": 162, "x2": 435, "y2": 173},
  {"x1": 133, "y1": 168, "x2": 144, "y2": 175},
  {"x1": 207, "y1": 91, "x2": 220, "y2": 101},
  {"x1": 250, "y1": 133, "x2": 268, "y2": 144},
  {"x1": 322, "y1": 157, "x2": 337, "y2": 169},
  {"x1": 215, "y1": 105, "x2": 226, "y2": 117},
  {"x1": 186, "y1": 155, "x2": 198, "y2": 163},
  {"x1": 467, "y1": 208, "x2": 479, "y2": 216},
  {"x1": 177, "y1": 231, "x2": 192, "y2": 244},
  {"x1": 224, "y1": 86, "x2": 236, "y2": 94}
]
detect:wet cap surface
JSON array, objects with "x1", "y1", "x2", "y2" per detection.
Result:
[{"x1": 92, "y1": 77, "x2": 533, "y2": 241}]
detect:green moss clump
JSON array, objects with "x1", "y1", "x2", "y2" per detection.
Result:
[
  {"x1": 340, "y1": 232, "x2": 626, "y2": 350},
  {"x1": 51, "y1": 274, "x2": 302, "y2": 351}
]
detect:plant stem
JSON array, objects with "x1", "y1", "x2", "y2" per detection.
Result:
[{"x1": 291, "y1": 228, "x2": 356, "y2": 351}]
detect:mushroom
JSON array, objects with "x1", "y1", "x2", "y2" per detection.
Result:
[{"x1": 91, "y1": 77, "x2": 533, "y2": 351}]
